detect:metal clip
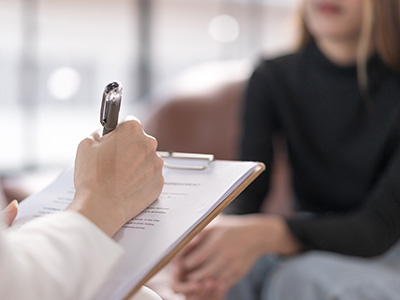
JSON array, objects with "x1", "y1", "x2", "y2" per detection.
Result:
[{"x1": 158, "y1": 151, "x2": 215, "y2": 170}]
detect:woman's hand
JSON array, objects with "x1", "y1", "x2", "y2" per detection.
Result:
[
  {"x1": 172, "y1": 214, "x2": 301, "y2": 300},
  {"x1": 68, "y1": 116, "x2": 164, "y2": 237}
]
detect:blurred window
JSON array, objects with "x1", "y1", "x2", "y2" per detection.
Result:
[{"x1": 0, "y1": 0, "x2": 298, "y2": 173}]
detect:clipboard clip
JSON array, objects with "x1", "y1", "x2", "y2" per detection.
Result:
[{"x1": 157, "y1": 151, "x2": 214, "y2": 170}]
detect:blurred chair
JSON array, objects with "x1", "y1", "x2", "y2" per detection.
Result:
[
  {"x1": 144, "y1": 60, "x2": 250, "y2": 160},
  {"x1": 145, "y1": 81, "x2": 243, "y2": 160}
]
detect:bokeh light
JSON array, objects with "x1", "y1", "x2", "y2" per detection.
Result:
[
  {"x1": 47, "y1": 67, "x2": 81, "y2": 100},
  {"x1": 208, "y1": 14, "x2": 240, "y2": 43}
]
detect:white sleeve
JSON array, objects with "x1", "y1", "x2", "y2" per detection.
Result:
[{"x1": 0, "y1": 210, "x2": 124, "y2": 300}]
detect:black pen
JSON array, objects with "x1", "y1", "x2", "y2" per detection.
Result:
[{"x1": 100, "y1": 81, "x2": 123, "y2": 135}]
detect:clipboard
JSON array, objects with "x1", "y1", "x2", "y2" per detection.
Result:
[
  {"x1": 122, "y1": 157, "x2": 265, "y2": 299},
  {"x1": 10, "y1": 153, "x2": 265, "y2": 300}
]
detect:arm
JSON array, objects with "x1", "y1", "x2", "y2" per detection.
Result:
[
  {"x1": 172, "y1": 66, "x2": 301, "y2": 299},
  {"x1": 0, "y1": 117, "x2": 164, "y2": 300},
  {"x1": 287, "y1": 141, "x2": 400, "y2": 257},
  {"x1": 224, "y1": 64, "x2": 277, "y2": 215},
  {"x1": 0, "y1": 211, "x2": 124, "y2": 300}
]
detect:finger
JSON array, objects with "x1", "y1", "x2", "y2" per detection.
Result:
[
  {"x1": 181, "y1": 231, "x2": 215, "y2": 271},
  {"x1": 191, "y1": 281, "x2": 223, "y2": 300},
  {"x1": 213, "y1": 281, "x2": 229, "y2": 300},
  {"x1": 188, "y1": 288, "x2": 212, "y2": 300},
  {"x1": 178, "y1": 230, "x2": 209, "y2": 260},
  {"x1": 90, "y1": 128, "x2": 102, "y2": 142},
  {"x1": 203, "y1": 278, "x2": 222, "y2": 297},
  {"x1": 172, "y1": 278, "x2": 203, "y2": 294},
  {"x1": 99, "y1": 116, "x2": 142, "y2": 141},
  {"x1": 219, "y1": 263, "x2": 239, "y2": 283},
  {"x1": 186, "y1": 255, "x2": 226, "y2": 282},
  {"x1": 98, "y1": 118, "x2": 143, "y2": 147},
  {"x1": 218, "y1": 257, "x2": 255, "y2": 285},
  {"x1": 175, "y1": 280, "x2": 216, "y2": 300},
  {"x1": 122, "y1": 115, "x2": 141, "y2": 124},
  {"x1": 2, "y1": 200, "x2": 18, "y2": 226},
  {"x1": 173, "y1": 231, "x2": 210, "y2": 279},
  {"x1": 191, "y1": 279, "x2": 229, "y2": 300},
  {"x1": 172, "y1": 260, "x2": 187, "y2": 281}
]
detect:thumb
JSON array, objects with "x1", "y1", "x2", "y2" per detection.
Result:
[{"x1": 2, "y1": 200, "x2": 18, "y2": 227}]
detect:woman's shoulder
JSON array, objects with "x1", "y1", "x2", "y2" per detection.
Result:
[
  {"x1": 249, "y1": 51, "x2": 305, "y2": 91},
  {"x1": 254, "y1": 50, "x2": 305, "y2": 79}
]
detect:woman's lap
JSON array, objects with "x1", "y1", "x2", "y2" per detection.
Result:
[
  {"x1": 227, "y1": 241, "x2": 400, "y2": 300},
  {"x1": 225, "y1": 255, "x2": 281, "y2": 300}
]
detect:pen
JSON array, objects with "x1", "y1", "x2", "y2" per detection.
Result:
[{"x1": 100, "y1": 81, "x2": 123, "y2": 135}]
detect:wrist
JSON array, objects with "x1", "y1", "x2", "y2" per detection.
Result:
[
  {"x1": 244, "y1": 214, "x2": 302, "y2": 256},
  {"x1": 67, "y1": 188, "x2": 123, "y2": 237},
  {"x1": 272, "y1": 216, "x2": 302, "y2": 256}
]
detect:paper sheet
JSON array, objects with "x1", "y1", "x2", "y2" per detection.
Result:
[{"x1": 11, "y1": 159, "x2": 258, "y2": 300}]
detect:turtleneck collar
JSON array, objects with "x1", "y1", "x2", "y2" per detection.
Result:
[
  {"x1": 304, "y1": 41, "x2": 359, "y2": 76},
  {"x1": 302, "y1": 41, "x2": 392, "y2": 93}
]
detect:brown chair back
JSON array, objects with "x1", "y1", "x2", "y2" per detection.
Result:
[{"x1": 144, "y1": 80, "x2": 246, "y2": 160}]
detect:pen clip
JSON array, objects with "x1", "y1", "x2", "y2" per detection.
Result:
[{"x1": 100, "y1": 81, "x2": 122, "y2": 129}]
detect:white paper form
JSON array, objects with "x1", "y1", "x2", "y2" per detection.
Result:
[{"x1": 11, "y1": 160, "x2": 258, "y2": 300}]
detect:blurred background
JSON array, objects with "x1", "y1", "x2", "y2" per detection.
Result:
[{"x1": 0, "y1": 0, "x2": 299, "y2": 198}]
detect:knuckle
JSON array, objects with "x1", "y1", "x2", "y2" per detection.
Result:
[
  {"x1": 78, "y1": 137, "x2": 94, "y2": 149},
  {"x1": 156, "y1": 154, "x2": 164, "y2": 170},
  {"x1": 124, "y1": 118, "x2": 142, "y2": 133},
  {"x1": 146, "y1": 135, "x2": 158, "y2": 151}
]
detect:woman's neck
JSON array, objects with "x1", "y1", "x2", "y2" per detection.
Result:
[{"x1": 316, "y1": 37, "x2": 360, "y2": 67}]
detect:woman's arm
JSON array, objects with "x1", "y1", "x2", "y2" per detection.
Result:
[
  {"x1": 286, "y1": 143, "x2": 400, "y2": 257},
  {"x1": 224, "y1": 63, "x2": 278, "y2": 215}
]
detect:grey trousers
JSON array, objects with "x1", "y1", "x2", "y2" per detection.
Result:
[{"x1": 227, "y1": 241, "x2": 400, "y2": 300}]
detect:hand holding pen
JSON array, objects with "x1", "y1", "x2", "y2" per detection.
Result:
[{"x1": 69, "y1": 80, "x2": 164, "y2": 237}]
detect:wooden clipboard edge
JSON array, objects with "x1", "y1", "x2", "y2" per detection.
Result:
[{"x1": 123, "y1": 162, "x2": 265, "y2": 300}]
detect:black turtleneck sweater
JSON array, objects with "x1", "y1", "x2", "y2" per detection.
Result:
[{"x1": 228, "y1": 42, "x2": 400, "y2": 257}]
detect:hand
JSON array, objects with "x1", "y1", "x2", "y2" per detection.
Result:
[
  {"x1": 172, "y1": 276, "x2": 227, "y2": 300},
  {"x1": 172, "y1": 214, "x2": 301, "y2": 300},
  {"x1": 68, "y1": 116, "x2": 164, "y2": 237},
  {"x1": 173, "y1": 215, "x2": 265, "y2": 298},
  {"x1": 1, "y1": 200, "x2": 18, "y2": 227}
]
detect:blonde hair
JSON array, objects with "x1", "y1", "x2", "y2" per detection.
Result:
[
  {"x1": 373, "y1": 0, "x2": 400, "y2": 70},
  {"x1": 297, "y1": 0, "x2": 400, "y2": 94},
  {"x1": 357, "y1": 0, "x2": 374, "y2": 93}
]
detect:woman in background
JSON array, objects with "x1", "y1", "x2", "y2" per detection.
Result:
[{"x1": 173, "y1": 0, "x2": 400, "y2": 299}]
